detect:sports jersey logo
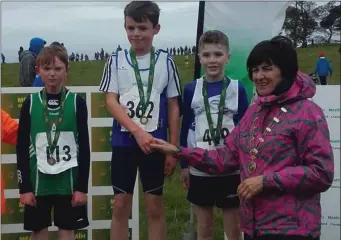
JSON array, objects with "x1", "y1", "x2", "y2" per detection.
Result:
[
  {"x1": 118, "y1": 65, "x2": 127, "y2": 70},
  {"x1": 48, "y1": 99, "x2": 59, "y2": 106}
]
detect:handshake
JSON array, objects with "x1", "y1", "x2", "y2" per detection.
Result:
[
  {"x1": 132, "y1": 128, "x2": 179, "y2": 155},
  {"x1": 132, "y1": 129, "x2": 179, "y2": 177}
]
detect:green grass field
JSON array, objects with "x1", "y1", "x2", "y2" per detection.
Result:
[
  {"x1": 1, "y1": 45, "x2": 340, "y2": 240},
  {"x1": 2, "y1": 44, "x2": 340, "y2": 88}
]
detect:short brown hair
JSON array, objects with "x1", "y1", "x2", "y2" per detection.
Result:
[
  {"x1": 124, "y1": 1, "x2": 160, "y2": 27},
  {"x1": 198, "y1": 30, "x2": 230, "y2": 52},
  {"x1": 36, "y1": 46, "x2": 68, "y2": 69}
]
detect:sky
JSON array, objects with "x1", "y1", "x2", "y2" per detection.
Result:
[
  {"x1": 0, "y1": 1, "x2": 335, "y2": 63},
  {"x1": 1, "y1": 1, "x2": 199, "y2": 62}
]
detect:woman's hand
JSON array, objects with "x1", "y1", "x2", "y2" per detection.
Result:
[
  {"x1": 237, "y1": 175, "x2": 264, "y2": 200},
  {"x1": 150, "y1": 138, "x2": 179, "y2": 155}
]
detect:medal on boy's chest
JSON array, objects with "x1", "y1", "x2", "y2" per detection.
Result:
[
  {"x1": 42, "y1": 87, "x2": 66, "y2": 167},
  {"x1": 140, "y1": 116, "x2": 148, "y2": 125},
  {"x1": 129, "y1": 47, "x2": 156, "y2": 126},
  {"x1": 47, "y1": 156, "x2": 57, "y2": 166}
]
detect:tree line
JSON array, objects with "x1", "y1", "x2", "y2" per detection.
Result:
[{"x1": 282, "y1": 1, "x2": 340, "y2": 47}]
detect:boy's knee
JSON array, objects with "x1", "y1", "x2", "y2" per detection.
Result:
[
  {"x1": 112, "y1": 195, "x2": 132, "y2": 219},
  {"x1": 144, "y1": 196, "x2": 164, "y2": 220}
]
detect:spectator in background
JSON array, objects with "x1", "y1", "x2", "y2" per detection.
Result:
[
  {"x1": 19, "y1": 37, "x2": 46, "y2": 87},
  {"x1": 33, "y1": 41, "x2": 68, "y2": 87},
  {"x1": 315, "y1": 52, "x2": 333, "y2": 85},
  {"x1": 18, "y1": 46, "x2": 24, "y2": 61},
  {"x1": 1, "y1": 53, "x2": 5, "y2": 64}
]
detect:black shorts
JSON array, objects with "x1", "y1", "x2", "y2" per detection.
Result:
[
  {"x1": 111, "y1": 147, "x2": 165, "y2": 196},
  {"x1": 24, "y1": 195, "x2": 89, "y2": 232},
  {"x1": 187, "y1": 173, "x2": 240, "y2": 209}
]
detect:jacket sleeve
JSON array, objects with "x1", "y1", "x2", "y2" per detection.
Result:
[
  {"x1": 74, "y1": 95, "x2": 91, "y2": 193},
  {"x1": 177, "y1": 124, "x2": 240, "y2": 175},
  {"x1": 20, "y1": 55, "x2": 36, "y2": 87},
  {"x1": 263, "y1": 103, "x2": 334, "y2": 195},
  {"x1": 16, "y1": 97, "x2": 33, "y2": 193},
  {"x1": 1, "y1": 110, "x2": 18, "y2": 145},
  {"x1": 328, "y1": 61, "x2": 333, "y2": 74}
]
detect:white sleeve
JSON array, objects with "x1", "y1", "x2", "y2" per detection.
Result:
[
  {"x1": 99, "y1": 54, "x2": 118, "y2": 93},
  {"x1": 166, "y1": 56, "x2": 182, "y2": 98}
]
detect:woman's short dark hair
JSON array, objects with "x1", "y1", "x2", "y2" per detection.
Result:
[
  {"x1": 270, "y1": 35, "x2": 294, "y2": 47},
  {"x1": 246, "y1": 39, "x2": 298, "y2": 81}
]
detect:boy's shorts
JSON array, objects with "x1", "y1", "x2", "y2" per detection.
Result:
[
  {"x1": 111, "y1": 147, "x2": 165, "y2": 196},
  {"x1": 24, "y1": 195, "x2": 89, "y2": 232},
  {"x1": 187, "y1": 173, "x2": 240, "y2": 209}
]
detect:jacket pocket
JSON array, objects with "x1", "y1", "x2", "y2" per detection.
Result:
[{"x1": 255, "y1": 193, "x2": 298, "y2": 230}]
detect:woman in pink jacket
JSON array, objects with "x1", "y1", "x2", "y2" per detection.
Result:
[{"x1": 151, "y1": 38, "x2": 333, "y2": 240}]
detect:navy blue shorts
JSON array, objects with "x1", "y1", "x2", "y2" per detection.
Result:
[{"x1": 111, "y1": 147, "x2": 165, "y2": 196}]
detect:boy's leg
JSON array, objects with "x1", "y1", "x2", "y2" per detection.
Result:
[
  {"x1": 53, "y1": 195, "x2": 89, "y2": 240},
  {"x1": 110, "y1": 147, "x2": 139, "y2": 240},
  {"x1": 139, "y1": 150, "x2": 166, "y2": 240},
  {"x1": 187, "y1": 174, "x2": 216, "y2": 240},
  {"x1": 24, "y1": 196, "x2": 53, "y2": 240},
  {"x1": 222, "y1": 208, "x2": 241, "y2": 240},
  {"x1": 216, "y1": 174, "x2": 242, "y2": 240},
  {"x1": 194, "y1": 206, "x2": 214, "y2": 240}
]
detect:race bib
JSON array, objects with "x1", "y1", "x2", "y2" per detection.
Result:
[
  {"x1": 35, "y1": 131, "x2": 78, "y2": 175},
  {"x1": 119, "y1": 86, "x2": 160, "y2": 132},
  {"x1": 195, "y1": 113, "x2": 234, "y2": 150}
]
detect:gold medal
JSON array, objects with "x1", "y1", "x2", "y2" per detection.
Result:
[
  {"x1": 47, "y1": 157, "x2": 56, "y2": 166},
  {"x1": 248, "y1": 161, "x2": 257, "y2": 173},
  {"x1": 140, "y1": 116, "x2": 148, "y2": 125}
]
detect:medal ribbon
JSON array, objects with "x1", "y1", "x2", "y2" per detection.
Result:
[
  {"x1": 202, "y1": 76, "x2": 228, "y2": 146},
  {"x1": 129, "y1": 47, "x2": 156, "y2": 119},
  {"x1": 42, "y1": 87, "x2": 66, "y2": 156}
]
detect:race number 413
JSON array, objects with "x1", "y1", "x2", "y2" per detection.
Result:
[
  {"x1": 203, "y1": 128, "x2": 230, "y2": 145},
  {"x1": 127, "y1": 101, "x2": 154, "y2": 119},
  {"x1": 46, "y1": 145, "x2": 71, "y2": 162}
]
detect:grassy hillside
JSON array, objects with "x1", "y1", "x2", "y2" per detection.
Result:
[
  {"x1": 1, "y1": 45, "x2": 339, "y2": 240},
  {"x1": 1, "y1": 45, "x2": 340, "y2": 88}
]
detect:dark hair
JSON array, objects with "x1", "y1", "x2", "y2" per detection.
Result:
[
  {"x1": 124, "y1": 1, "x2": 160, "y2": 27},
  {"x1": 271, "y1": 35, "x2": 294, "y2": 48},
  {"x1": 36, "y1": 45, "x2": 69, "y2": 69},
  {"x1": 246, "y1": 40, "x2": 298, "y2": 81},
  {"x1": 198, "y1": 30, "x2": 230, "y2": 52}
]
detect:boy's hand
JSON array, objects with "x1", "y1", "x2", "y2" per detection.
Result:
[
  {"x1": 164, "y1": 155, "x2": 176, "y2": 176},
  {"x1": 132, "y1": 128, "x2": 154, "y2": 155},
  {"x1": 180, "y1": 168, "x2": 190, "y2": 190},
  {"x1": 72, "y1": 191, "x2": 87, "y2": 207},
  {"x1": 150, "y1": 138, "x2": 179, "y2": 155},
  {"x1": 20, "y1": 192, "x2": 36, "y2": 207}
]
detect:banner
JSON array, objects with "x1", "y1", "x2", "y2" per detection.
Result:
[
  {"x1": 311, "y1": 86, "x2": 340, "y2": 240},
  {"x1": 0, "y1": 87, "x2": 139, "y2": 240},
  {"x1": 195, "y1": 1, "x2": 290, "y2": 102}
]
